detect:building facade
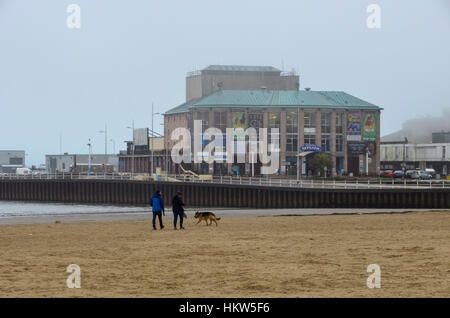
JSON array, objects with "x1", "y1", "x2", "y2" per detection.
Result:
[
  {"x1": 0, "y1": 150, "x2": 26, "y2": 173},
  {"x1": 186, "y1": 65, "x2": 299, "y2": 102},
  {"x1": 46, "y1": 154, "x2": 119, "y2": 173},
  {"x1": 381, "y1": 141, "x2": 449, "y2": 176},
  {"x1": 118, "y1": 136, "x2": 170, "y2": 174},
  {"x1": 165, "y1": 90, "x2": 382, "y2": 176}
]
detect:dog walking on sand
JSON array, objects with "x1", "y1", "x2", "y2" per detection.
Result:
[{"x1": 194, "y1": 211, "x2": 221, "y2": 226}]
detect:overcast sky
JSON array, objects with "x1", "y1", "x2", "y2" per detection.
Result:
[{"x1": 1, "y1": 0, "x2": 449, "y2": 165}]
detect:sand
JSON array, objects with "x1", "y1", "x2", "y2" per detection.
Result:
[{"x1": 0, "y1": 212, "x2": 449, "y2": 297}]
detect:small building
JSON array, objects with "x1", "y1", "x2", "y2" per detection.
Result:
[
  {"x1": 380, "y1": 140, "x2": 449, "y2": 176},
  {"x1": 46, "y1": 153, "x2": 119, "y2": 174},
  {"x1": 118, "y1": 136, "x2": 169, "y2": 174},
  {"x1": 0, "y1": 150, "x2": 26, "y2": 173}
]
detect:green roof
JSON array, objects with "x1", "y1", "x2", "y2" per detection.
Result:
[{"x1": 165, "y1": 90, "x2": 381, "y2": 115}]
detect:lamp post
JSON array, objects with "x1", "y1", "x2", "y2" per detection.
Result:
[
  {"x1": 110, "y1": 139, "x2": 116, "y2": 155},
  {"x1": 99, "y1": 124, "x2": 107, "y2": 173},
  {"x1": 126, "y1": 121, "x2": 135, "y2": 175},
  {"x1": 87, "y1": 139, "x2": 92, "y2": 176},
  {"x1": 151, "y1": 103, "x2": 161, "y2": 178}
]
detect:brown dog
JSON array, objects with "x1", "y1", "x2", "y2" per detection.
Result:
[{"x1": 194, "y1": 211, "x2": 221, "y2": 226}]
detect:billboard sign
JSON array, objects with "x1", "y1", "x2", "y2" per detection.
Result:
[
  {"x1": 348, "y1": 142, "x2": 367, "y2": 155},
  {"x1": 300, "y1": 144, "x2": 321, "y2": 152},
  {"x1": 232, "y1": 112, "x2": 247, "y2": 137},
  {"x1": 362, "y1": 113, "x2": 377, "y2": 141},
  {"x1": 347, "y1": 112, "x2": 361, "y2": 141}
]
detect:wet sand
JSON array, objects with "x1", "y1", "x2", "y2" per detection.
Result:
[{"x1": 0, "y1": 211, "x2": 449, "y2": 297}]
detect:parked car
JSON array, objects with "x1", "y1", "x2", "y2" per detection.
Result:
[
  {"x1": 393, "y1": 170, "x2": 404, "y2": 178},
  {"x1": 16, "y1": 168, "x2": 32, "y2": 175},
  {"x1": 405, "y1": 170, "x2": 419, "y2": 179},
  {"x1": 418, "y1": 171, "x2": 432, "y2": 180},
  {"x1": 425, "y1": 168, "x2": 436, "y2": 178},
  {"x1": 380, "y1": 170, "x2": 394, "y2": 178}
]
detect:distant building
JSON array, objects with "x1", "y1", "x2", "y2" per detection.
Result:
[
  {"x1": 186, "y1": 65, "x2": 299, "y2": 102},
  {"x1": 119, "y1": 136, "x2": 168, "y2": 174},
  {"x1": 381, "y1": 137, "x2": 449, "y2": 176},
  {"x1": 0, "y1": 150, "x2": 25, "y2": 173},
  {"x1": 432, "y1": 132, "x2": 450, "y2": 144},
  {"x1": 45, "y1": 153, "x2": 119, "y2": 173}
]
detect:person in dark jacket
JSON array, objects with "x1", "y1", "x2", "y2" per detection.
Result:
[
  {"x1": 150, "y1": 190, "x2": 165, "y2": 230},
  {"x1": 172, "y1": 191, "x2": 185, "y2": 230}
]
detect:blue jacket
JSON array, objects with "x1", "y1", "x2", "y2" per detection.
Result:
[{"x1": 150, "y1": 193, "x2": 164, "y2": 213}]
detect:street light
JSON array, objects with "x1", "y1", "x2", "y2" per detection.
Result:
[
  {"x1": 126, "y1": 121, "x2": 135, "y2": 174},
  {"x1": 99, "y1": 123, "x2": 107, "y2": 173},
  {"x1": 87, "y1": 139, "x2": 92, "y2": 176},
  {"x1": 110, "y1": 139, "x2": 116, "y2": 155},
  {"x1": 151, "y1": 103, "x2": 161, "y2": 177}
]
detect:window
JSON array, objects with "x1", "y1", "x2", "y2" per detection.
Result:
[
  {"x1": 269, "y1": 112, "x2": 280, "y2": 128},
  {"x1": 336, "y1": 135, "x2": 343, "y2": 152},
  {"x1": 214, "y1": 111, "x2": 227, "y2": 132},
  {"x1": 286, "y1": 112, "x2": 298, "y2": 134},
  {"x1": 304, "y1": 134, "x2": 315, "y2": 145},
  {"x1": 197, "y1": 112, "x2": 209, "y2": 132},
  {"x1": 336, "y1": 113, "x2": 343, "y2": 134},
  {"x1": 321, "y1": 135, "x2": 331, "y2": 152},
  {"x1": 321, "y1": 112, "x2": 331, "y2": 134},
  {"x1": 304, "y1": 112, "x2": 316, "y2": 128},
  {"x1": 286, "y1": 136, "x2": 298, "y2": 152},
  {"x1": 286, "y1": 111, "x2": 298, "y2": 153},
  {"x1": 336, "y1": 113, "x2": 344, "y2": 152},
  {"x1": 268, "y1": 112, "x2": 280, "y2": 149},
  {"x1": 9, "y1": 157, "x2": 23, "y2": 165}
]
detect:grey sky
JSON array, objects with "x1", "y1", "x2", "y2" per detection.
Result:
[{"x1": 1, "y1": 0, "x2": 449, "y2": 166}]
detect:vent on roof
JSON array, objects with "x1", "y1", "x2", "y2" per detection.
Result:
[
  {"x1": 305, "y1": 87, "x2": 311, "y2": 91},
  {"x1": 260, "y1": 86, "x2": 267, "y2": 90}
]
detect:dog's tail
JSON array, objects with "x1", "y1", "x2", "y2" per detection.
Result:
[{"x1": 216, "y1": 217, "x2": 221, "y2": 221}]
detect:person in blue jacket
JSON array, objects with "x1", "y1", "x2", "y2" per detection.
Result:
[{"x1": 150, "y1": 190, "x2": 165, "y2": 230}]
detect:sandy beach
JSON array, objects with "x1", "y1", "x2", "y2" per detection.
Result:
[{"x1": 0, "y1": 211, "x2": 449, "y2": 297}]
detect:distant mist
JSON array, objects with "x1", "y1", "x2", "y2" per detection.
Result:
[{"x1": 384, "y1": 108, "x2": 450, "y2": 143}]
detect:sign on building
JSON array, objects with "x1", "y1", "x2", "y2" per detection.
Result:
[{"x1": 347, "y1": 112, "x2": 361, "y2": 141}]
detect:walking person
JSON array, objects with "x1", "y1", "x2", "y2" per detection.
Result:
[
  {"x1": 150, "y1": 190, "x2": 165, "y2": 230},
  {"x1": 172, "y1": 191, "x2": 185, "y2": 230}
]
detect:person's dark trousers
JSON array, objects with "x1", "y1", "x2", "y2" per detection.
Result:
[
  {"x1": 173, "y1": 211, "x2": 184, "y2": 229},
  {"x1": 152, "y1": 212, "x2": 163, "y2": 229}
]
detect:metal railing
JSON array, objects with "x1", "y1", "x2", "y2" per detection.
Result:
[{"x1": 1, "y1": 172, "x2": 450, "y2": 189}]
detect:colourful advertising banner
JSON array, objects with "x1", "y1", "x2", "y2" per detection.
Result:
[
  {"x1": 347, "y1": 112, "x2": 361, "y2": 135},
  {"x1": 232, "y1": 112, "x2": 247, "y2": 129},
  {"x1": 232, "y1": 112, "x2": 247, "y2": 138},
  {"x1": 362, "y1": 113, "x2": 377, "y2": 141}
]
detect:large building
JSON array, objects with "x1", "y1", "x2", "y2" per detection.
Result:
[
  {"x1": 0, "y1": 150, "x2": 26, "y2": 173},
  {"x1": 165, "y1": 89, "x2": 382, "y2": 176},
  {"x1": 186, "y1": 65, "x2": 299, "y2": 102}
]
